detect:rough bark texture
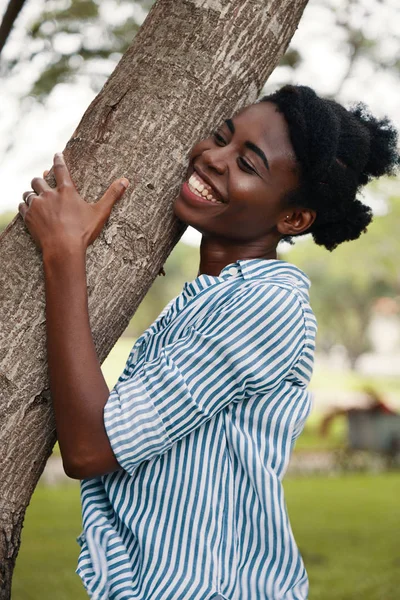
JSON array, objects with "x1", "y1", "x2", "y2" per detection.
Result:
[{"x1": 0, "y1": 0, "x2": 309, "y2": 595}]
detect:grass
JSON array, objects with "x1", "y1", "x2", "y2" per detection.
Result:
[
  {"x1": 12, "y1": 473, "x2": 400, "y2": 599},
  {"x1": 12, "y1": 483, "x2": 86, "y2": 600},
  {"x1": 284, "y1": 473, "x2": 400, "y2": 600}
]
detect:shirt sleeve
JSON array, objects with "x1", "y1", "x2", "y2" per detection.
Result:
[{"x1": 104, "y1": 282, "x2": 305, "y2": 475}]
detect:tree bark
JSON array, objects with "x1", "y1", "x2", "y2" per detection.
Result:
[{"x1": 0, "y1": 0, "x2": 309, "y2": 595}]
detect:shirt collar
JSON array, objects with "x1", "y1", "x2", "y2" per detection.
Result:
[{"x1": 218, "y1": 258, "x2": 311, "y2": 292}]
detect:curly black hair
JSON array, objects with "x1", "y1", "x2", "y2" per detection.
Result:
[{"x1": 260, "y1": 85, "x2": 400, "y2": 251}]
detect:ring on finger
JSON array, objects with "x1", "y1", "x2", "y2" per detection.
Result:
[{"x1": 24, "y1": 191, "x2": 37, "y2": 206}]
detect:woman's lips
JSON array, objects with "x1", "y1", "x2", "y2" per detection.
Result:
[
  {"x1": 180, "y1": 182, "x2": 226, "y2": 208},
  {"x1": 193, "y1": 170, "x2": 225, "y2": 203},
  {"x1": 181, "y1": 181, "x2": 222, "y2": 207}
]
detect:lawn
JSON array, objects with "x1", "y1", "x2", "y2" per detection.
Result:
[{"x1": 12, "y1": 473, "x2": 400, "y2": 599}]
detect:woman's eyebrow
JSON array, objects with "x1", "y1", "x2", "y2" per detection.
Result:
[
  {"x1": 225, "y1": 118, "x2": 235, "y2": 134},
  {"x1": 224, "y1": 118, "x2": 270, "y2": 171},
  {"x1": 245, "y1": 141, "x2": 270, "y2": 171}
]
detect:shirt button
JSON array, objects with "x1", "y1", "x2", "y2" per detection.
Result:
[{"x1": 228, "y1": 266, "x2": 238, "y2": 276}]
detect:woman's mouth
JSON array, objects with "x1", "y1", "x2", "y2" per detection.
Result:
[{"x1": 187, "y1": 172, "x2": 225, "y2": 204}]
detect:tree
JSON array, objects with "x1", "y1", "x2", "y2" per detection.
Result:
[{"x1": 0, "y1": 0, "x2": 310, "y2": 595}]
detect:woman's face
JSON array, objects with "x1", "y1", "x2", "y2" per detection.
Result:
[{"x1": 173, "y1": 101, "x2": 301, "y2": 243}]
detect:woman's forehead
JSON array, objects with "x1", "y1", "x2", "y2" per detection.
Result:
[{"x1": 231, "y1": 102, "x2": 296, "y2": 161}]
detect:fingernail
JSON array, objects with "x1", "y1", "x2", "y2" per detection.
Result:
[
  {"x1": 120, "y1": 178, "x2": 129, "y2": 189},
  {"x1": 55, "y1": 152, "x2": 63, "y2": 159}
]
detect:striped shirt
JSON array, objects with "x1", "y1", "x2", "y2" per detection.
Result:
[{"x1": 77, "y1": 258, "x2": 317, "y2": 600}]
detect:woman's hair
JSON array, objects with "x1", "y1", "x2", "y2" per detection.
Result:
[{"x1": 260, "y1": 85, "x2": 400, "y2": 251}]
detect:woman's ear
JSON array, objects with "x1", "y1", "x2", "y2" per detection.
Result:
[{"x1": 277, "y1": 208, "x2": 316, "y2": 236}]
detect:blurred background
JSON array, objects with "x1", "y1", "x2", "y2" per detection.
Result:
[{"x1": 1, "y1": 0, "x2": 399, "y2": 598}]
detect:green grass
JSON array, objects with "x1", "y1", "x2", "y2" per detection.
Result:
[
  {"x1": 284, "y1": 473, "x2": 400, "y2": 599},
  {"x1": 12, "y1": 474, "x2": 400, "y2": 599},
  {"x1": 12, "y1": 483, "x2": 86, "y2": 600}
]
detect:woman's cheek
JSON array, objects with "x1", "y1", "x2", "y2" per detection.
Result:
[{"x1": 189, "y1": 139, "x2": 213, "y2": 161}]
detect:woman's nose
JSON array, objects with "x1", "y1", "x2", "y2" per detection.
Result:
[{"x1": 201, "y1": 147, "x2": 228, "y2": 175}]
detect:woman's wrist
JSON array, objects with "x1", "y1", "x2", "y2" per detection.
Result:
[{"x1": 42, "y1": 241, "x2": 86, "y2": 273}]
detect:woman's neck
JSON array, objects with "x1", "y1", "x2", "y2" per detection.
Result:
[{"x1": 198, "y1": 235, "x2": 278, "y2": 276}]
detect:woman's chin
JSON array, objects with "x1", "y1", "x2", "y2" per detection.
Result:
[
  {"x1": 172, "y1": 194, "x2": 187, "y2": 220},
  {"x1": 172, "y1": 198, "x2": 206, "y2": 236}
]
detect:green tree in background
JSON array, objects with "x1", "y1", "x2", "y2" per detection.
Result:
[
  {"x1": 287, "y1": 193, "x2": 400, "y2": 365},
  {"x1": 2, "y1": 0, "x2": 151, "y2": 98}
]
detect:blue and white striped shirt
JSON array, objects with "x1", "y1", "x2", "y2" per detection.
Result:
[{"x1": 77, "y1": 258, "x2": 317, "y2": 600}]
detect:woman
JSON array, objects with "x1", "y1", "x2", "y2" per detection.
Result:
[{"x1": 19, "y1": 85, "x2": 399, "y2": 599}]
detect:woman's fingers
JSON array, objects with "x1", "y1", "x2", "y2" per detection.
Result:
[
  {"x1": 30, "y1": 177, "x2": 50, "y2": 195},
  {"x1": 18, "y1": 202, "x2": 28, "y2": 220},
  {"x1": 43, "y1": 169, "x2": 50, "y2": 178},
  {"x1": 22, "y1": 190, "x2": 38, "y2": 205},
  {"x1": 96, "y1": 178, "x2": 129, "y2": 220},
  {"x1": 53, "y1": 152, "x2": 72, "y2": 188}
]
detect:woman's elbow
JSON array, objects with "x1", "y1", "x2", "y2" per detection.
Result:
[
  {"x1": 62, "y1": 454, "x2": 121, "y2": 480},
  {"x1": 62, "y1": 457, "x2": 88, "y2": 480}
]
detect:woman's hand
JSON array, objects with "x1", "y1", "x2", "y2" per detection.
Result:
[{"x1": 18, "y1": 152, "x2": 129, "y2": 256}]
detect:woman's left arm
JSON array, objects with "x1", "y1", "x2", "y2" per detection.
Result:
[{"x1": 19, "y1": 153, "x2": 129, "y2": 479}]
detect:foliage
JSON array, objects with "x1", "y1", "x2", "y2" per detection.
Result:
[
  {"x1": 12, "y1": 474, "x2": 400, "y2": 599},
  {"x1": 285, "y1": 193, "x2": 400, "y2": 363},
  {"x1": 318, "y1": 0, "x2": 400, "y2": 97},
  {"x1": 2, "y1": 0, "x2": 400, "y2": 103},
  {"x1": 2, "y1": 0, "x2": 147, "y2": 99}
]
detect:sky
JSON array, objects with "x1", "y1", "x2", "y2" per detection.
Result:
[{"x1": 0, "y1": 0, "x2": 399, "y2": 247}]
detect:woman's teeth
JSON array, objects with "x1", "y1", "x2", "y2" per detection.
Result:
[{"x1": 188, "y1": 173, "x2": 223, "y2": 204}]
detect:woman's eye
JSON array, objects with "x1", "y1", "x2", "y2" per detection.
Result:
[
  {"x1": 238, "y1": 157, "x2": 256, "y2": 173},
  {"x1": 213, "y1": 132, "x2": 226, "y2": 146}
]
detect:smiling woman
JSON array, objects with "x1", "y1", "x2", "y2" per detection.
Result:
[
  {"x1": 176, "y1": 85, "x2": 400, "y2": 268},
  {"x1": 174, "y1": 100, "x2": 308, "y2": 263},
  {"x1": 18, "y1": 84, "x2": 399, "y2": 600}
]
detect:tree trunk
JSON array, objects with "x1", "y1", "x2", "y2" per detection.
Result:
[{"x1": 0, "y1": 0, "x2": 309, "y2": 595}]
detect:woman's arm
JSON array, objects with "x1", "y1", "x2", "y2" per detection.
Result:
[
  {"x1": 43, "y1": 246, "x2": 120, "y2": 479},
  {"x1": 19, "y1": 153, "x2": 129, "y2": 479}
]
